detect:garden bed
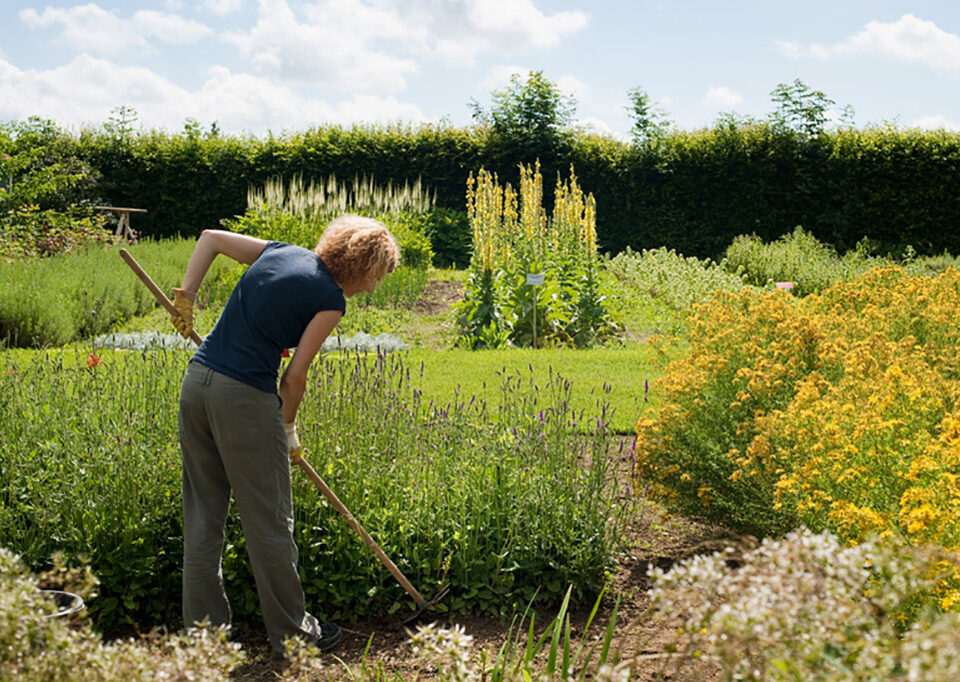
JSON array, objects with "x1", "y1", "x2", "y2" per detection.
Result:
[{"x1": 178, "y1": 437, "x2": 728, "y2": 681}]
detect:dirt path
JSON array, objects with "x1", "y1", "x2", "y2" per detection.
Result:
[{"x1": 412, "y1": 279, "x2": 465, "y2": 316}]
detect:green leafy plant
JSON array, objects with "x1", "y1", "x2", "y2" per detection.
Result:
[{"x1": 723, "y1": 226, "x2": 889, "y2": 296}]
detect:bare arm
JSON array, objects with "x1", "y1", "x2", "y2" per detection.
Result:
[
  {"x1": 278, "y1": 309, "x2": 343, "y2": 424},
  {"x1": 179, "y1": 229, "x2": 268, "y2": 293}
]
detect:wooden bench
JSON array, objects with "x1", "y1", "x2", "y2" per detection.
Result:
[{"x1": 94, "y1": 206, "x2": 147, "y2": 242}]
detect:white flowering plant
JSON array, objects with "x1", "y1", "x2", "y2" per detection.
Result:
[{"x1": 646, "y1": 529, "x2": 960, "y2": 681}]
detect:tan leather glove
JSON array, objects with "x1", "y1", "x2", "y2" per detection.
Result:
[
  {"x1": 285, "y1": 422, "x2": 302, "y2": 463},
  {"x1": 170, "y1": 287, "x2": 196, "y2": 339}
]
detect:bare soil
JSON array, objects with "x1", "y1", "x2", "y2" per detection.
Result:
[{"x1": 412, "y1": 280, "x2": 465, "y2": 316}]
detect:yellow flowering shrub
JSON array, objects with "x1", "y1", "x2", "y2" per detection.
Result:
[{"x1": 635, "y1": 267, "x2": 960, "y2": 571}]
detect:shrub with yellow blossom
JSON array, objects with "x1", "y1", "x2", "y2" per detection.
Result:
[
  {"x1": 635, "y1": 266, "x2": 960, "y2": 608},
  {"x1": 455, "y1": 162, "x2": 619, "y2": 348}
]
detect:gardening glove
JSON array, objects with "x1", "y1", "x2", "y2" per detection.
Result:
[
  {"x1": 170, "y1": 288, "x2": 196, "y2": 339},
  {"x1": 285, "y1": 422, "x2": 303, "y2": 463}
]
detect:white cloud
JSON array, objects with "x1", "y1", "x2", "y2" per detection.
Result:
[
  {"x1": 427, "y1": 0, "x2": 589, "y2": 66},
  {"x1": 20, "y1": 4, "x2": 147, "y2": 53},
  {"x1": 222, "y1": 0, "x2": 587, "y2": 93},
  {"x1": 133, "y1": 10, "x2": 216, "y2": 44},
  {"x1": 19, "y1": 4, "x2": 213, "y2": 54},
  {"x1": 703, "y1": 86, "x2": 743, "y2": 110},
  {"x1": 778, "y1": 13, "x2": 960, "y2": 73},
  {"x1": 466, "y1": 0, "x2": 587, "y2": 49},
  {"x1": 556, "y1": 74, "x2": 589, "y2": 102},
  {"x1": 478, "y1": 64, "x2": 530, "y2": 91},
  {"x1": 223, "y1": 0, "x2": 417, "y2": 92},
  {"x1": 201, "y1": 0, "x2": 244, "y2": 16},
  {"x1": 0, "y1": 54, "x2": 426, "y2": 133},
  {"x1": 910, "y1": 114, "x2": 960, "y2": 132},
  {"x1": 0, "y1": 53, "x2": 185, "y2": 124}
]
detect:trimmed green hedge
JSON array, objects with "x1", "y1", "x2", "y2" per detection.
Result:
[{"x1": 9, "y1": 122, "x2": 960, "y2": 260}]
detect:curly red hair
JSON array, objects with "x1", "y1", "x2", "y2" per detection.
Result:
[{"x1": 314, "y1": 215, "x2": 400, "y2": 288}]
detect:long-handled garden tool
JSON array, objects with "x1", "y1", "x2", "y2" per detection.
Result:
[{"x1": 119, "y1": 248, "x2": 449, "y2": 625}]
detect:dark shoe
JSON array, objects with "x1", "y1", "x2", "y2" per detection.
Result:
[
  {"x1": 316, "y1": 622, "x2": 342, "y2": 652},
  {"x1": 226, "y1": 625, "x2": 245, "y2": 645}
]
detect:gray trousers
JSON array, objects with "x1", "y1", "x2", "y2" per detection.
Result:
[{"x1": 178, "y1": 361, "x2": 321, "y2": 653}]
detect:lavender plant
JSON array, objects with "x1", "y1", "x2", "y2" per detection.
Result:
[{"x1": 0, "y1": 348, "x2": 621, "y2": 631}]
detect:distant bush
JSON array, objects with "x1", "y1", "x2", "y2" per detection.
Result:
[
  {"x1": 0, "y1": 117, "x2": 101, "y2": 214},
  {"x1": 723, "y1": 226, "x2": 887, "y2": 295},
  {"x1": 0, "y1": 240, "x2": 236, "y2": 347},
  {"x1": 904, "y1": 250, "x2": 960, "y2": 277},
  {"x1": 0, "y1": 205, "x2": 113, "y2": 260},
  {"x1": 1, "y1": 117, "x2": 114, "y2": 260},
  {"x1": 723, "y1": 227, "x2": 960, "y2": 297}
]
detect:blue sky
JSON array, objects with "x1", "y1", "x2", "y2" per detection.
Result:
[{"x1": 1, "y1": 0, "x2": 957, "y2": 137}]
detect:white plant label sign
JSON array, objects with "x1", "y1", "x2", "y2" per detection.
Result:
[{"x1": 526, "y1": 273, "x2": 544, "y2": 286}]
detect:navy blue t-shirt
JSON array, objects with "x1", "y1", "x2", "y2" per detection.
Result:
[{"x1": 192, "y1": 241, "x2": 346, "y2": 393}]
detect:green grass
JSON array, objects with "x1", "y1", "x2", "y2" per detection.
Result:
[{"x1": 405, "y1": 347, "x2": 673, "y2": 434}]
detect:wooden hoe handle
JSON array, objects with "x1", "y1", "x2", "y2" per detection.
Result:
[
  {"x1": 291, "y1": 452, "x2": 426, "y2": 607},
  {"x1": 119, "y1": 248, "x2": 204, "y2": 347},
  {"x1": 120, "y1": 247, "x2": 427, "y2": 609}
]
